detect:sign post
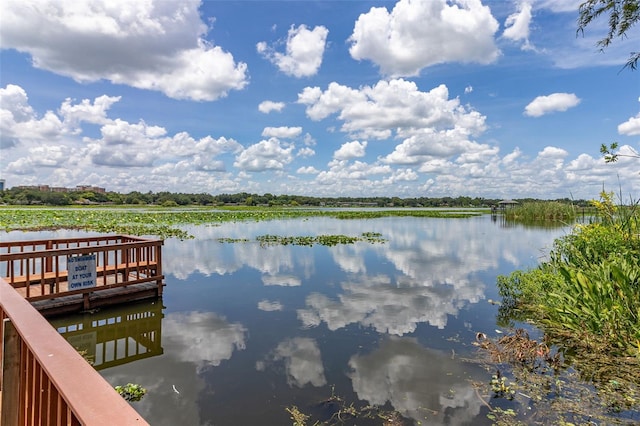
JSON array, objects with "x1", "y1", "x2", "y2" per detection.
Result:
[{"x1": 68, "y1": 254, "x2": 97, "y2": 290}]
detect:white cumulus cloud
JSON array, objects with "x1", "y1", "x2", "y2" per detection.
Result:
[
  {"x1": 262, "y1": 126, "x2": 302, "y2": 139},
  {"x1": 298, "y1": 79, "x2": 486, "y2": 141},
  {"x1": 348, "y1": 0, "x2": 500, "y2": 77},
  {"x1": 0, "y1": 0, "x2": 248, "y2": 101},
  {"x1": 502, "y1": 1, "x2": 534, "y2": 50},
  {"x1": 258, "y1": 100, "x2": 286, "y2": 114},
  {"x1": 234, "y1": 138, "x2": 295, "y2": 171},
  {"x1": 524, "y1": 93, "x2": 581, "y2": 117},
  {"x1": 297, "y1": 166, "x2": 319, "y2": 174},
  {"x1": 334, "y1": 140, "x2": 367, "y2": 160},
  {"x1": 257, "y1": 24, "x2": 328, "y2": 77},
  {"x1": 618, "y1": 112, "x2": 640, "y2": 136}
]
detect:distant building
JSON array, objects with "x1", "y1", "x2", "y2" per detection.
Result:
[
  {"x1": 74, "y1": 185, "x2": 106, "y2": 194},
  {"x1": 0, "y1": 179, "x2": 5, "y2": 191},
  {"x1": 16, "y1": 185, "x2": 53, "y2": 192}
]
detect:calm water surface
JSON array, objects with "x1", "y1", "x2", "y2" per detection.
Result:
[{"x1": 12, "y1": 215, "x2": 568, "y2": 425}]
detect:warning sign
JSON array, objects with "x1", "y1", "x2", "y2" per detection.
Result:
[{"x1": 68, "y1": 254, "x2": 97, "y2": 290}]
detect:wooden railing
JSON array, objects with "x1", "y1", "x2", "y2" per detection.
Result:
[
  {"x1": 0, "y1": 235, "x2": 163, "y2": 306},
  {"x1": 0, "y1": 277, "x2": 150, "y2": 425}
]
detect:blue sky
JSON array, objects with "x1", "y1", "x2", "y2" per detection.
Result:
[{"x1": 1, "y1": 0, "x2": 638, "y2": 199}]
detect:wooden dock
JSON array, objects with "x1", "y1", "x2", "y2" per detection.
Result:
[{"x1": 1, "y1": 235, "x2": 164, "y2": 316}]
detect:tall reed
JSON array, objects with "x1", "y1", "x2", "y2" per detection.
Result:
[{"x1": 504, "y1": 201, "x2": 576, "y2": 222}]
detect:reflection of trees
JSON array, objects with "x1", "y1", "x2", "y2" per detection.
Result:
[
  {"x1": 349, "y1": 337, "x2": 484, "y2": 425},
  {"x1": 257, "y1": 337, "x2": 326, "y2": 388}
]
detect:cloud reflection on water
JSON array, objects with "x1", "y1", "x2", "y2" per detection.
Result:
[
  {"x1": 161, "y1": 217, "x2": 561, "y2": 334},
  {"x1": 163, "y1": 216, "x2": 556, "y2": 280},
  {"x1": 297, "y1": 273, "x2": 471, "y2": 333},
  {"x1": 257, "y1": 337, "x2": 327, "y2": 388},
  {"x1": 163, "y1": 311, "x2": 247, "y2": 372},
  {"x1": 257, "y1": 299, "x2": 284, "y2": 311},
  {"x1": 349, "y1": 336, "x2": 484, "y2": 425}
]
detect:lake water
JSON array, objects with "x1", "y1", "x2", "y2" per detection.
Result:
[{"x1": 14, "y1": 215, "x2": 568, "y2": 425}]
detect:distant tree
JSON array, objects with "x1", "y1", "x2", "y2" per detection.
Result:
[
  {"x1": 577, "y1": 0, "x2": 640, "y2": 70},
  {"x1": 42, "y1": 192, "x2": 71, "y2": 205},
  {"x1": 106, "y1": 192, "x2": 123, "y2": 204},
  {"x1": 124, "y1": 191, "x2": 146, "y2": 204}
]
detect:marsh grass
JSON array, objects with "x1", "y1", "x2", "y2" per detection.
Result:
[{"x1": 504, "y1": 201, "x2": 576, "y2": 222}]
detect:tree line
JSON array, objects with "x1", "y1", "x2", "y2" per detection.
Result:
[{"x1": 0, "y1": 187, "x2": 592, "y2": 208}]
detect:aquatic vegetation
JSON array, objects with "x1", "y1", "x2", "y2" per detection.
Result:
[
  {"x1": 285, "y1": 385, "x2": 405, "y2": 426},
  {"x1": 115, "y1": 383, "x2": 147, "y2": 402},
  {"x1": 286, "y1": 406, "x2": 309, "y2": 426},
  {"x1": 0, "y1": 206, "x2": 480, "y2": 239},
  {"x1": 216, "y1": 237, "x2": 250, "y2": 243},
  {"x1": 489, "y1": 373, "x2": 515, "y2": 400},
  {"x1": 255, "y1": 233, "x2": 386, "y2": 247}
]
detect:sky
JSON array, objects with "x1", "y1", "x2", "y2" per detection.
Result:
[{"x1": 0, "y1": 0, "x2": 639, "y2": 199}]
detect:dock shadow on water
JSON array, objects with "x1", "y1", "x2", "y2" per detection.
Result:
[{"x1": 16, "y1": 215, "x2": 636, "y2": 425}]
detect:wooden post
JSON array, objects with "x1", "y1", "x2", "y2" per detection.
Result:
[
  {"x1": 2, "y1": 319, "x2": 21, "y2": 426},
  {"x1": 156, "y1": 242, "x2": 163, "y2": 296},
  {"x1": 45, "y1": 241, "x2": 53, "y2": 273}
]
